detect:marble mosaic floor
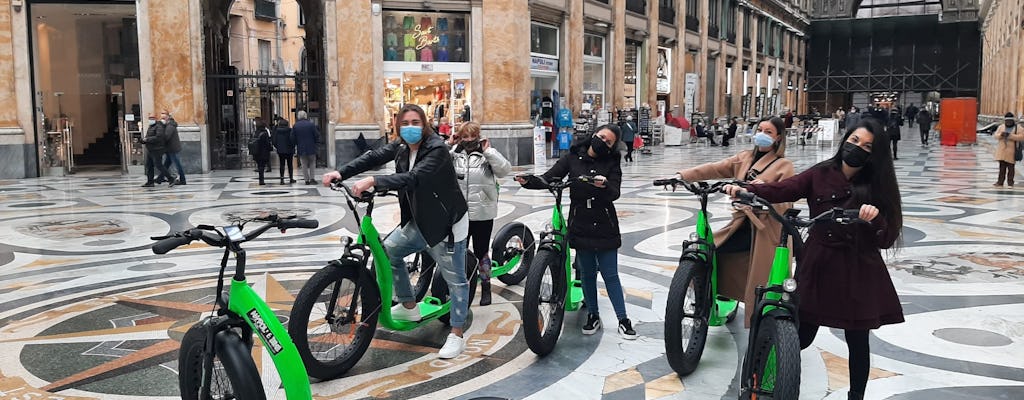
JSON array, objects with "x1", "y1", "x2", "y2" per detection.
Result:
[{"x1": 0, "y1": 127, "x2": 1021, "y2": 400}]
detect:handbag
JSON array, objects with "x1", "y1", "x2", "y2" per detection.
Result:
[
  {"x1": 633, "y1": 135, "x2": 644, "y2": 148},
  {"x1": 1014, "y1": 141, "x2": 1022, "y2": 162}
]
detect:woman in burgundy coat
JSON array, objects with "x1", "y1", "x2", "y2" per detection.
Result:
[{"x1": 724, "y1": 118, "x2": 903, "y2": 400}]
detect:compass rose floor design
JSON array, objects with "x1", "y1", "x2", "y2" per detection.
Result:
[{"x1": 0, "y1": 128, "x2": 1021, "y2": 400}]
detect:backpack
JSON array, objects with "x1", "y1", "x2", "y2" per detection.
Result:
[
  {"x1": 1015, "y1": 141, "x2": 1023, "y2": 162},
  {"x1": 248, "y1": 128, "x2": 267, "y2": 154}
]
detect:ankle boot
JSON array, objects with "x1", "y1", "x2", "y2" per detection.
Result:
[
  {"x1": 479, "y1": 280, "x2": 492, "y2": 306},
  {"x1": 848, "y1": 390, "x2": 864, "y2": 400}
]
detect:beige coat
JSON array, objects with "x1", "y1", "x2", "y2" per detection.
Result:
[
  {"x1": 679, "y1": 150, "x2": 794, "y2": 326},
  {"x1": 993, "y1": 124, "x2": 1023, "y2": 163}
]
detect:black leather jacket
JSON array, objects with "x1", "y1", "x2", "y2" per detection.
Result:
[{"x1": 339, "y1": 134, "x2": 468, "y2": 247}]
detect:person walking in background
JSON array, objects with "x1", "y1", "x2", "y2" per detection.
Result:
[
  {"x1": 836, "y1": 107, "x2": 846, "y2": 131},
  {"x1": 140, "y1": 113, "x2": 175, "y2": 187},
  {"x1": 619, "y1": 113, "x2": 637, "y2": 162},
  {"x1": 159, "y1": 111, "x2": 186, "y2": 185},
  {"x1": 993, "y1": 112, "x2": 1023, "y2": 187},
  {"x1": 905, "y1": 103, "x2": 919, "y2": 128},
  {"x1": 252, "y1": 120, "x2": 273, "y2": 185},
  {"x1": 888, "y1": 108, "x2": 902, "y2": 160},
  {"x1": 916, "y1": 109, "x2": 932, "y2": 146},
  {"x1": 516, "y1": 124, "x2": 637, "y2": 340},
  {"x1": 845, "y1": 106, "x2": 862, "y2": 130},
  {"x1": 273, "y1": 118, "x2": 296, "y2": 184},
  {"x1": 723, "y1": 117, "x2": 739, "y2": 147},
  {"x1": 293, "y1": 111, "x2": 321, "y2": 185},
  {"x1": 451, "y1": 121, "x2": 511, "y2": 306}
]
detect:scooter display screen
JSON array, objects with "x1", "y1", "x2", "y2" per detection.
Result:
[{"x1": 223, "y1": 226, "x2": 245, "y2": 242}]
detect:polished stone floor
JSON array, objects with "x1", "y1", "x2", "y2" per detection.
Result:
[{"x1": 0, "y1": 127, "x2": 1021, "y2": 400}]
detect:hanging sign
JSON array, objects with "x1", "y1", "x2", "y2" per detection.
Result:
[{"x1": 245, "y1": 87, "x2": 261, "y2": 119}]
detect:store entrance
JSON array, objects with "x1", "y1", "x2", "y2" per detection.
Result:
[
  {"x1": 384, "y1": 73, "x2": 471, "y2": 135},
  {"x1": 30, "y1": 2, "x2": 141, "y2": 176}
]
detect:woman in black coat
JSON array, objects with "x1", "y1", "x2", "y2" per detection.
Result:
[
  {"x1": 273, "y1": 118, "x2": 296, "y2": 184},
  {"x1": 253, "y1": 121, "x2": 273, "y2": 185},
  {"x1": 724, "y1": 118, "x2": 903, "y2": 400},
  {"x1": 516, "y1": 124, "x2": 637, "y2": 340}
]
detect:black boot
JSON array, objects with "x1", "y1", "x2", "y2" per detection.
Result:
[
  {"x1": 479, "y1": 280, "x2": 492, "y2": 306},
  {"x1": 848, "y1": 390, "x2": 864, "y2": 400}
]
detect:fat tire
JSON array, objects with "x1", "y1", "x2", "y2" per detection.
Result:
[
  {"x1": 288, "y1": 262, "x2": 380, "y2": 380},
  {"x1": 664, "y1": 259, "x2": 711, "y2": 376},
  {"x1": 521, "y1": 249, "x2": 566, "y2": 356},
  {"x1": 492, "y1": 223, "x2": 535, "y2": 285},
  {"x1": 433, "y1": 251, "x2": 479, "y2": 326},
  {"x1": 743, "y1": 317, "x2": 801, "y2": 399},
  {"x1": 178, "y1": 323, "x2": 266, "y2": 400}
]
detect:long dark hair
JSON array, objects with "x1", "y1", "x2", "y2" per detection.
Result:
[
  {"x1": 395, "y1": 104, "x2": 434, "y2": 143},
  {"x1": 819, "y1": 117, "x2": 903, "y2": 247}
]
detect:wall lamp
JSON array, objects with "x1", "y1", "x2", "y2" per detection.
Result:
[{"x1": 12, "y1": 0, "x2": 23, "y2": 12}]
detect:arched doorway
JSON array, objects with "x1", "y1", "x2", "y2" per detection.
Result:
[{"x1": 202, "y1": 0, "x2": 328, "y2": 170}]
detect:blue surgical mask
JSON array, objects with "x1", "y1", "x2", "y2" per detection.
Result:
[
  {"x1": 400, "y1": 125, "x2": 423, "y2": 144},
  {"x1": 148, "y1": 119, "x2": 156, "y2": 126},
  {"x1": 753, "y1": 132, "x2": 775, "y2": 147}
]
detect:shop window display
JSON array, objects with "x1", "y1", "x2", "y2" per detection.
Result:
[{"x1": 382, "y1": 11, "x2": 469, "y2": 63}]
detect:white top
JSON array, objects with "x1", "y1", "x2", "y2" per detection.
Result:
[{"x1": 410, "y1": 148, "x2": 468, "y2": 242}]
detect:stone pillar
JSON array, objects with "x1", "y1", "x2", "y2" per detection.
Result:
[
  {"x1": 732, "y1": 6, "x2": 745, "y2": 117},
  {"x1": 646, "y1": 0, "x2": 659, "y2": 109},
  {"x1": 749, "y1": 15, "x2": 760, "y2": 116},
  {"x1": 611, "y1": 0, "x2": 626, "y2": 109},
  {"x1": 671, "y1": 0, "x2": 688, "y2": 111},
  {"x1": 479, "y1": 0, "x2": 533, "y2": 165},
  {"x1": 697, "y1": 1, "x2": 710, "y2": 113},
  {"x1": 330, "y1": 0, "x2": 379, "y2": 168},
  {"x1": 565, "y1": 0, "x2": 584, "y2": 113},
  {"x1": 148, "y1": 0, "x2": 207, "y2": 174},
  {"x1": 0, "y1": 0, "x2": 36, "y2": 178}
]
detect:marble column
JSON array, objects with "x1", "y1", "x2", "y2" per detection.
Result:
[
  {"x1": 480, "y1": 0, "x2": 533, "y2": 165},
  {"x1": 565, "y1": 0, "x2": 584, "y2": 113},
  {"x1": 646, "y1": 0, "x2": 659, "y2": 109},
  {"x1": 611, "y1": 0, "x2": 626, "y2": 109},
  {"x1": 671, "y1": 0, "x2": 688, "y2": 111},
  {"x1": 331, "y1": 0, "x2": 378, "y2": 168},
  {"x1": 697, "y1": 1, "x2": 710, "y2": 114},
  {"x1": 732, "y1": 6, "x2": 745, "y2": 117},
  {"x1": 749, "y1": 15, "x2": 759, "y2": 117},
  {"x1": 148, "y1": 0, "x2": 206, "y2": 174},
  {"x1": 0, "y1": 0, "x2": 34, "y2": 178}
]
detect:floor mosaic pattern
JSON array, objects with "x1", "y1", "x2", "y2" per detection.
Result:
[{"x1": 0, "y1": 127, "x2": 1021, "y2": 399}]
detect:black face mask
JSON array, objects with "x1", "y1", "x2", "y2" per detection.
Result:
[
  {"x1": 840, "y1": 141, "x2": 871, "y2": 168},
  {"x1": 1007, "y1": 120, "x2": 1016, "y2": 127},
  {"x1": 460, "y1": 139, "x2": 481, "y2": 153},
  {"x1": 590, "y1": 136, "x2": 612, "y2": 158}
]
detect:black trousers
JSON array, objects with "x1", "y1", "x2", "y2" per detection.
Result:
[
  {"x1": 800, "y1": 323, "x2": 870, "y2": 395},
  {"x1": 469, "y1": 219, "x2": 494, "y2": 279},
  {"x1": 624, "y1": 141, "x2": 634, "y2": 161},
  {"x1": 278, "y1": 153, "x2": 294, "y2": 180},
  {"x1": 997, "y1": 161, "x2": 1016, "y2": 186},
  {"x1": 256, "y1": 159, "x2": 268, "y2": 184},
  {"x1": 918, "y1": 125, "x2": 929, "y2": 144},
  {"x1": 145, "y1": 152, "x2": 174, "y2": 183}
]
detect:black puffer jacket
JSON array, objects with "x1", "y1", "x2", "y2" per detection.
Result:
[
  {"x1": 529, "y1": 141, "x2": 623, "y2": 250},
  {"x1": 164, "y1": 118, "x2": 181, "y2": 153},
  {"x1": 339, "y1": 133, "x2": 468, "y2": 247},
  {"x1": 142, "y1": 122, "x2": 167, "y2": 154}
]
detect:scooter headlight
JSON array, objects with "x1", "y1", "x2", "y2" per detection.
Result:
[
  {"x1": 544, "y1": 222, "x2": 554, "y2": 233},
  {"x1": 689, "y1": 232, "x2": 699, "y2": 242},
  {"x1": 783, "y1": 278, "x2": 798, "y2": 293}
]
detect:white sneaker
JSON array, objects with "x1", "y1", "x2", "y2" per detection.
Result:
[
  {"x1": 438, "y1": 333, "x2": 466, "y2": 359},
  {"x1": 390, "y1": 303, "x2": 420, "y2": 321}
]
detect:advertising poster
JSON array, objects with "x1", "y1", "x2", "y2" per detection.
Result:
[{"x1": 684, "y1": 73, "x2": 698, "y2": 121}]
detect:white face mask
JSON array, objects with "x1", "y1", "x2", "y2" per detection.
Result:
[{"x1": 148, "y1": 119, "x2": 156, "y2": 126}]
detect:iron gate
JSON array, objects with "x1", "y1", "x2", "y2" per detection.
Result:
[{"x1": 206, "y1": 71, "x2": 328, "y2": 170}]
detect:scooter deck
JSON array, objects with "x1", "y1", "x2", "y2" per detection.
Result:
[
  {"x1": 709, "y1": 297, "x2": 739, "y2": 326},
  {"x1": 566, "y1": 279, "x2": 584, "y2": 311},
  {"x1": 379, "y1": 296, "x2": 450, "y2": 331}
]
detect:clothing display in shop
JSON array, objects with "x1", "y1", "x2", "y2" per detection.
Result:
[
  {"x1": 454, "y1": 33, "x2": 465, "y2": 48},
  {"x1": 420, "y1": 16, "x2": 432, "y2": 28},
  {"x1": 403, "y1": 15, "x2": 415, "y2": 30},
  {"x1": 438, "y1": 48, "x2": 449, "y2": 62},
  {"x1": 453, "y1": 47, "x2": 464, "y2": 62},
  {"x1": 454, "y1": 18, "x2": 465, "y2": 31},
  {"x1": 404, "y1": 33, "x2": 416, "y2": 47},
  {"x1": 385, "y1": 15, "x2": 399, "y2": 30},
  {"x1": 437, "y1": 17, "x2": 449, "y2": 31},
  {"x1": 421, "y1": 48, "x2": 434, "y2": 62},
  {"x1": 386, "y1": 47, "x2": 399, "y2": 61},
  {"x1": 435, "y1": 86, "x2": 446, "y2": 101},
  {"x1": 434, "y1": 104, "x2": 447, "y2": 120},
  {"x1": 386, "y1": 32, "x2": 398, "y2": 47},
  {"x1": 404, "y1": 48, "x2": 416, "y2": 62},
  {"x1": 439, "y1": 34, "x2": 449, "y2": 47}
]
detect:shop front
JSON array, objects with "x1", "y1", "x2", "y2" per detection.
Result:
[
  {"x1": 583, "y1": 33, "x2": 606, "y2": 110},
  {"x1": 624, "y1": 39, "x2": 643, "y2": 109},
  {"x1": 656, "y1": 46, "x2": 671, "y2": 113},
  {"x1": 530, "y1": 22, "x2": 560, "y2": 123},
  {"x1": 381, "y1": 10, "x2": 472, "y2": 137}
]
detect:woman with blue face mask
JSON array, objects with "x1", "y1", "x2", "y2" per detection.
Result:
[
  {"x1": 671, "y1": 116, "x2": 795, "y2": 326},
  {"x1": 322, "y1": 104, "x2": 472, "y2": 360}
]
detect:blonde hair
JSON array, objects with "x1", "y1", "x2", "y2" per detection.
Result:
[{"x1": 457, "y1": 121, "x2": 481, "y2": 138}]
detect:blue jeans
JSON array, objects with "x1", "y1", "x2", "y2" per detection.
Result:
[
  {"x1": 384, "y1": 223, "x2": 469, "y2": 329},
  {"x1": 163, "y1": 152, "x2": 185, "y2": 181},
  {"x1": 576, "y1": 249, "x2": 628, "y2": 321}
]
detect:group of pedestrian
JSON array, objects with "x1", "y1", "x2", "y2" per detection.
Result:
[
  {"x1": 141, "y1": 111, "x2": 186, "y2": 187},
  {"x1": 250, "y1": 111, "x2": 321, "y2": 185}
]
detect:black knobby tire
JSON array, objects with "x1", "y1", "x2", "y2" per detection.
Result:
[
  {"x1": 409, "y1": 251, "x2": 435, "y2": 302},
  {"x1": 288, "y1": 262, "x2": 380, "y2": 380},
  {"x1": 664, "y1": 259, "x2": 711, "y2": 376},
  {"x1": 432, "y1": 251, "x2": 479, "y2": 326},
  {"x1": 743, "y1": 317, "x2": 801, "y2": 399},
  {"x1": 521, "y1": 249, "x2": 567, "y2": 356},
  {"x1": 178, "y1": 323, "x2": 266, "y2": 400},
  {"x1": 492, "y1": 223, "x2": 535, "y2": 285}
]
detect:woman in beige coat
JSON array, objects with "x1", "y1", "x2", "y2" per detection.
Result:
[
  {"x1": 675, "y1": 116, "x2": 794, "y2": 326},
  {"x1": 993, "y1": 112, "x2": 1023, "y2": 187}
]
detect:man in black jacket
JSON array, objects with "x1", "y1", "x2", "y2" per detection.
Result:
[
  {"x1": 322, "y1": 104, "x2": 471, "y2": 359},
  {"x1": 158, "y1": 111, "x2": 186, "y2": 185},
  {"x1": 140, "y1": 114, "x2": 176, "y2": 187}
]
